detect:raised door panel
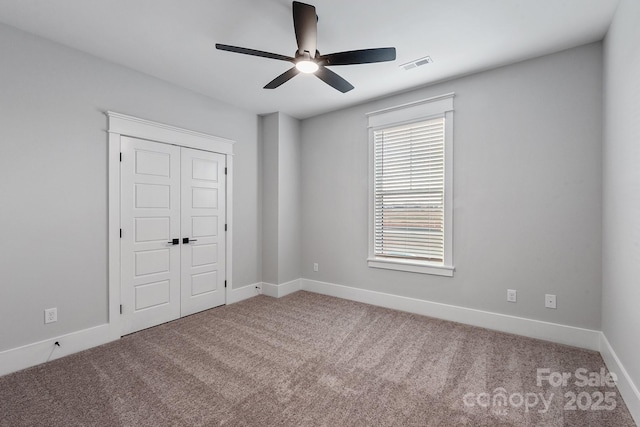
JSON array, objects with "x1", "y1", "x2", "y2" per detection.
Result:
[
  {"x1": 121, "y1": 137, "x2": 181, "y2": 334},
  {"x1": 180, "y1": 147, "x2": 226, "y2": 316}
]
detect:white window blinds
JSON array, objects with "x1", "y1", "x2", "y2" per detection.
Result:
[{"x1": 373, "y1": 117, "x2": 445, "y2": 263}]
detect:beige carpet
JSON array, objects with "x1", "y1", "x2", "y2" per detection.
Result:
[{"x1": 0, "y1": 291, "x2": 635, "y2": 426}]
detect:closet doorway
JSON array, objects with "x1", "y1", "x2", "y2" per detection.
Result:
[{"x1": 107, "y1": 112, "x2": 234, "y2": 337}]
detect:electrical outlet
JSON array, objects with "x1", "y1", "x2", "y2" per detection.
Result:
[
  {"x1": 545, "y1": 294, "x2": 557, "y2": 309},
  {"x1": 44, "y1": 308, "x2": 57, "y2": 324},
  {"x1": 313, "y1": 263, "x2": 319, "y2": 272},
  {"x1": 507, "y1": 289, "x2": 517, "y2": 303}
]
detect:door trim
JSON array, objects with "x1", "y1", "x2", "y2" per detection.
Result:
[{"x1": 107, "y1": 111, "x2": 234, "y2": 339}]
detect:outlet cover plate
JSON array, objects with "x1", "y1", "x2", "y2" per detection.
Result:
[
  {"x1": 507, "y1": 289, "x2": 517, "y2": 303},
  {"x1": 545, "y1": 294, "x2": 557, "y2": 309},
  {"x1": 45, "y1": 308, "x2": 57, "y2": 324}
]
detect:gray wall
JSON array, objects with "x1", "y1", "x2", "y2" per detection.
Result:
[
  {"x1": 602, "y1": 0, "x2": 640, "y2": 392},
  {"x1": 301, "y1": 43, "x2": 603, "y2": 329},
  {"x1": 260, "y1": 112, "x2": 301, "y2": 285},
  {"x1": 261, "y1": 114, "x2": 279, "y2": 284},
  {"x1": 277, "y1": 113, "x2": 302, "y2": 284},
  {"x1": 0, "y1": 23, "x2": 261, "y2": 351},
  {"x1": 0, "y1": 16, "x2": 617, "y2": 357}
]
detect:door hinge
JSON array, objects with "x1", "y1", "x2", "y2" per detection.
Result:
[
  {"x1": 119, "y1": 304, "x2": 123, "y2": 314},
  {"x1": 120, "y1": 153, "x2": 122, "y2": 162},
  {"x1": 120, "y1": 228, "x2": 122, "y2": 238},
  {"x1": 224, "y1": 280, "x2": 227, "y2": 288},
  {"x1": 224, "y1": 224, "x2": 227, "y2": 232},
  {"x1": 224, "y1": 167, "x2": 227, "y2": 175}
]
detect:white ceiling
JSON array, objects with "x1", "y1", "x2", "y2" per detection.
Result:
[{"x1": 0, "y1": 0, "x2": 619, "y2": 119}]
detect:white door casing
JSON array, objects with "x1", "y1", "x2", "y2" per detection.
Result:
[
  {"x1": 180, "y1": 148, "x2": 226, "y2": 316},
  {"x1": 107, "y1": 111, "x2": 234, "y2": 340},
  {"x1": 120, "y1": 137, "x2": 181, "y2": 334}
]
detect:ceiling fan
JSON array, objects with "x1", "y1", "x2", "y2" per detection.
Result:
[{"x1": 216, "y1": 1, "x2": 396, "y2": 93}]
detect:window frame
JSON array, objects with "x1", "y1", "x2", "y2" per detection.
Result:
[{"x1": 367, "y1": 93, "x2": 455, "y2": 277}]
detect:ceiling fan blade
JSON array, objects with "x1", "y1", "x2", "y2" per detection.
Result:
[
  {"x1": 216, "y1": 44, "x2": 294, "y2": 62},
  {"x1": 319, "y1": 47, "x2": 396, "y2": 66},
  {"x1": 315, "y1": 66, "x2": 354, "y2": 93},
  {"x1": 293, "y1": 1, "x2": 317, "y2": 57},
  {"x1": 264, "y1": 67, "x2": 300, "y2": 89}
]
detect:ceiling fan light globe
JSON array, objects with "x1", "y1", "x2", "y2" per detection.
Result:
[{"x1": 296, "y1": 60, "x2": 319, "y2": 73}]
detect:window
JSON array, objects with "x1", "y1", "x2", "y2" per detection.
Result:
[
  {"x1": 367, "y1": 93, "x2": 454, "y2": 276},
  {"x1": 374, "y1": 118, "x2": 445, "y2": 261}
]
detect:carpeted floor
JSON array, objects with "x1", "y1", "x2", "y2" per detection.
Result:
[{"x1": 0, "y1": 291, "x2": 635, "y2": 426}]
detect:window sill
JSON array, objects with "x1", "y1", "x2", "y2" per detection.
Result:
[{"x1": 367, "y1": 257, "x2": 455, "y2": 277}]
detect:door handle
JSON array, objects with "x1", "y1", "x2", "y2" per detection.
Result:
[
  {"x1": 183, "y1": 237, "x2": 198, "y2": 244},
  {"x1": 167, "y1": 238, "x2": 180, "y2": 245}
]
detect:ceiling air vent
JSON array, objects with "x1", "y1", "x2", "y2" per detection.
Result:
[{"x1": 400, "y1": 56, "x2": 433, "y2": 71}]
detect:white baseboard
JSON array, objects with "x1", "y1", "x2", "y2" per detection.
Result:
[
  {"x1": 599, "y1": 333, "x2": 640, "y2": 425},
  {"x1": 3, "y1": 279, "x2": 635, "y2": 426},
  {"x1": 300, "y1": 279, "x2": 639, "y2": 422},
  {"x1": 278, "y1": 278, "x2": 302, "y2": 297},
  {"x1": 227, "y1": 282, "x2": 260, "y2": 304},
  {"x1": 301, "y1": 278, "x2": 601, "y2": 351},
  {"x1": 261, "y1": 282, "x2": 278, "y2": 298},
  {"x1": 0, "y1": 282, "x2": 262, "y2": 377},
  {"x1": 262, "y1": 279, "x2": 302, "y2": 298},
  {"x1": 0, "y1": 324, "x2": 113, "y2": 377}
]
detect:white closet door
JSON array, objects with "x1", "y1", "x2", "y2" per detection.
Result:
[
  {"x1": 180, "y1": 147, "x2": 226, "y2": 316},
  {"x1": 120, "y1": 137, "x2": 181, "y2": 334}
]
